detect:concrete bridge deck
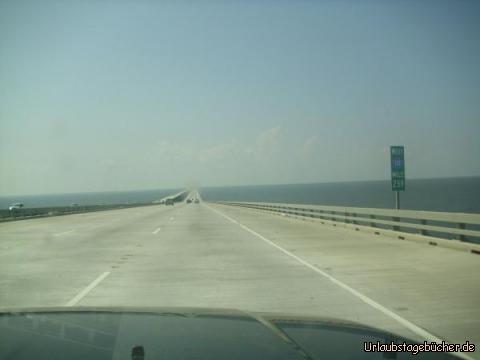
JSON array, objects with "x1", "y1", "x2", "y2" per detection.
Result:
[{"x1": 0, "y1": 201, "x2": 478, "y2": 358}]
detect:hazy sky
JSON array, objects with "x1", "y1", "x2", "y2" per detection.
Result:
[{"x1": 1, "y1": 0, "x2": 479, "y2": 196}]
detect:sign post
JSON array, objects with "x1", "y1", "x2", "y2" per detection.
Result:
[{"x1": 390, "y1": 146, "x2": 405, "y2": 210}]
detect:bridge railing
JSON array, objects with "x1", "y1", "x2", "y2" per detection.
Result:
[
  {"x1": 217, "y1": 201, "x2": 480, "y2": 249},
  {"x1": 0, "y1": 202, "x2": 158, "y2": 223},
  {"x1": 155, "y1": 190, "x2": 189, "y2": 204}
]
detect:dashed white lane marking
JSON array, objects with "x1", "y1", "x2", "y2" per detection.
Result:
[
  {"x1": 65, "y1": 272, "x2": 110, "y2": 306},
  {"x1": 153, "y1": 227, "x2": 161, "y2": 234},
  {"x1": 54, "y1": 229, "x2": 75, "y2": 237},
  {"x1": 205, "y1": 204, "x2": 474, "y2": 360}
]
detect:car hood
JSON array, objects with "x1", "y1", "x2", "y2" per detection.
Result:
[{"x1": 0, "y1": 306, "x2": 457, "y2": 359}]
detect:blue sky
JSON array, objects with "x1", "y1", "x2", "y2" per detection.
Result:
[{"x1": 1, "y1": 0, "x2": 479, "y2": 195}]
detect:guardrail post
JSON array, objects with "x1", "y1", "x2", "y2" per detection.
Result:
[
  {"x1": 458, "y1": 223, "x2": 466, "y2": 241},
  {"x1": 352, "y1": 213, "x2": 357, "y2": 225},
  {"x1": 392, "y1": 216, "x2": 400, "y2": 231},
  {"x1": 420, "y1": 219, "x2": 428, "y2": 236},
  {"x1": 345, "y1": 212, "x2": 349, "y2": 224},
  {"x1": 370, "y1": 214, "x2": 376, "y2": 227}
]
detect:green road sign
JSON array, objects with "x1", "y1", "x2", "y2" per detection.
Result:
[{"x1": 391, "y1": 146, "x2": 405, "y2": 191}]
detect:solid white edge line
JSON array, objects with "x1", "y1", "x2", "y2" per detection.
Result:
[
  {"x1": 205, "y1": 204, "x2": 475, "y2": 360},
  {"x1": 65, "y1": 272, "x2": 110, "y2": 307},
  {"x1": 153, "y1": 227, "x2": 161, "y2": 234}
]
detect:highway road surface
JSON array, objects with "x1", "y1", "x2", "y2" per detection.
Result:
[{"x1": 0, "y1": 201, "x2": 479, "y2": 358}]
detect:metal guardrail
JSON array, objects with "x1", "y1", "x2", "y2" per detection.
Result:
[
  {"x1": 0, "y1": 203, "x2": 157, "y2": 223},
  {"x1": 217, "y1": 202, "x2": 480, "y2": 245},
  {"x1": 2, "y1": 190, "x2": 190, "y2": 222}
]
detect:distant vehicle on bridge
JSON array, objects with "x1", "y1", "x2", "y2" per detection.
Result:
[
  {"x1": 8, "y1": 203, "x2": 24, "y2": 211},
  {"x1": 186, "y1": 199, "x2": 192, "y2": 204},
  {"x1": 165, "y1": 199, "x2": 174, "y2": 206}
]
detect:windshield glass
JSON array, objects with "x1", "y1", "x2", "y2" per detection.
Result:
[{"x1": 0, "y1": 1, "x2": 479, "y2": 359}]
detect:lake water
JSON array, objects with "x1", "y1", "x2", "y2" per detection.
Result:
[
  {"x1": 1, "y1": 177, "x2": 479, "y2": 214},
  {"x1": 199, "y1": 177, "x2": 480, "y2": 214}
]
